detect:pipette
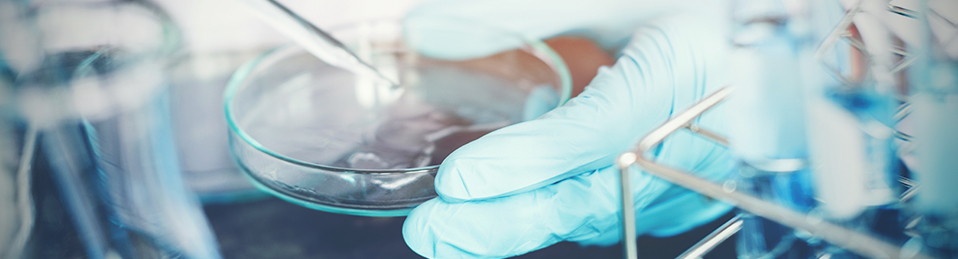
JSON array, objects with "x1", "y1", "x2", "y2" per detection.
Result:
[{"x1": 237, "y1": 0, "x2": 400, "y2": 88}]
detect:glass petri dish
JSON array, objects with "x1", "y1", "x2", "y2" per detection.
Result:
[{"x1": 225, "y1": 20, "x2": 571, "y2": 216}]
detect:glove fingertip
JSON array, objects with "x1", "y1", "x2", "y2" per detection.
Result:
[
  {"x1": 434, "y1": 157, "x2": 483, "y2": 202},
  {"x1": 403, "y1": 199, "x2": 438, "y2": 258}
]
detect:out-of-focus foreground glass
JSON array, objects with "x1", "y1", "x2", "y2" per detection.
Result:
[
  {"x1": 910, "y1": 0, "x2": 958, "y2": 256},
  {"x1": 226, "y1": 20, "x2": 571, "y2": 216},
  {"x1": 728, "y1": 0, "x2": 958, "y2": 258},
  {"x1": 0, "y1": 0, "x2": 221, "y2": 258}
]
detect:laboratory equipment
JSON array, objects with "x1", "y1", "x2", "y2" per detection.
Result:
[
  {"x1": 617, "y1": 0, "x2": 953, "y2": 258},
  {"x1": 236, "y1": 0, "x2": 399, "y2": 87},
  {"x1": 226, "y1": 19, "x2": 571, "y2": 216},
  {"x1": 726, "y1": 0, "x2": 817, "y2": 257},
  {"x1": 1, "y1": 0, "x2": 222, "y2": 258},
  {"x1": 166, "y1": 0, "x2": 420, "y2": 203},
  {"x1": 618, "y1": 87, "x2": 932, "y2": 259}
]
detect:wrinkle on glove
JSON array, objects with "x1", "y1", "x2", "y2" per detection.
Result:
[
  {"x1": 404, "y1": 166, "x2": 667, "y2": 259},
  {"x1": 404, "y1": 166, "x2": 734, "y2": 258},
  {"x1": 403, "y1": 6, "x2": 736, "y2": 259}
]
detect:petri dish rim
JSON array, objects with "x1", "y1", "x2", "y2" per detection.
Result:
[
  {"x1": 232, "y1": 157, "x2": 416, "y2": 217},
  {"x1": 224, "y1": 21, "x2": 572, "y2": 175}
]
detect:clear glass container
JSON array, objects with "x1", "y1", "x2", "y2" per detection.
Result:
[
  {"x1": 2, "y1": 0, "x2": 221, "y2": 258},
  {"x1": 225, "y1": 20, "x2": 571, "y2": 216}
]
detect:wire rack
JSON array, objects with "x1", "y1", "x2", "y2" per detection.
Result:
[{"x1": 616, "y1": 2, "x2": 951, "y2": 259}]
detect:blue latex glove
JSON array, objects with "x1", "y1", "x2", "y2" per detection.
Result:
[{"x1": 402, "y1": 1, "x2": 735, "y2": 258}]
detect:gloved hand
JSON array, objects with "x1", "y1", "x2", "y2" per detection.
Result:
[{"x1": 402, "y1": 1, "x2": 736, "y2": 258}]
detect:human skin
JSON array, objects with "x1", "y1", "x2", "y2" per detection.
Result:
[{"x1": 544, "y1": 36, "x2": 616, "y2": 97}]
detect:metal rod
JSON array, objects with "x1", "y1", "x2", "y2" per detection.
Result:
[
  {"x1": 686, "y1": 124, "x2": 729, "y2": 147},
  {"x1": 901, "y1": 185, "x2": 920, "y2": 202},
  {"x1": 890, "y1": 46, "x2": 910, "y2": 57},
  {"x1": 618, "y1": 153, "x2": 639, "y2": 259},
  {"x1": 889, "y1": 4, "x2": 917, "y2": 19},
  {"x1": 676, "y1": 215, "x2": 743, "y2": 259},
  {"x1": 899, "y1": 176, "x2": 917, "y2": 187},
  {"x1": 899, "y1": 176, "x2": 920, "y2": 203},
  {"x1": 620, "y1": 87, "x2": 731, "y2": 259},
  {"x1": 891, "y1": 55, "x2": 918, "y2": 74},
  {"x1": 625, "y1": 86, "x2": 937, "y2": 259},
  {"x1": 637, "y1": 87, "x2": 733, "y2": 152},
  {"x1": 814, "y1": 3, "x2": 861, "y2": 62},
  {"x1": 896, "y1": 102, "x2": 914, "y2": 121},
  {"x1": 845, "y1": 37, "x2": 871, "y2": 61},
  {"x1": 243, "y1": 0, "x2": 399, "y2": 87},
  {"x1": 895, "y1": 130, "x2": 914, "y2": 142},
  {"x1": 634, "y1": 143, "x2": 935, "y2": 259},
  {"x1": 265, "y1": 0, "x2": 394, "y2": 85}
]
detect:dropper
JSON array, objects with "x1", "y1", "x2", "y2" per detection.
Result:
[{"x1": 237, "y1": 0, "x2": 400, "y2": 88}]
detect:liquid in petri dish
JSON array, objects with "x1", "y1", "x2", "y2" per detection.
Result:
[
  {"x1": 320, "y1": 64, "x2": 529, "y2": 170},
  {"x1": 330, "y1": 98, "x2": 508, "y2": 170},
  {"x1": 243, "y1": 62, "x2": 552, "y2": 171}
]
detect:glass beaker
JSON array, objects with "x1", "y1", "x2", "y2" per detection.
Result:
[{"x1": 1, "y1": 0, "x2": 221, "y2": 258}]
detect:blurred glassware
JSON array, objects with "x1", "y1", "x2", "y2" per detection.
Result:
[
  {"x1": 727, "y1": 0, "x2": 817, "y2": 258},
  {"x1": 802, "y1": 0, "x2": 901, "y2": 223},
  {"x1": 730, "y1": 0, "x2": 942, "y2": 258},
  {"x1": 909, "y1": 0, "x2": 958, "y2": 256},
  {"x1": 798, "y1": 1, "x2": 906, "y2": 258},
  {"x1": 0, "y1": 0, "x2": 222, "y2": 258}
]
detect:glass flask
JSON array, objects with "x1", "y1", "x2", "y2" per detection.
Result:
[
  {"x1": 727, "y1": 0, "x2": 816, "y2": 258},
  {"x1": 0, "y1": 0, "x2": 222, "y2": 258}
]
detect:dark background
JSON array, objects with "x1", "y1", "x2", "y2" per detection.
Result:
[
  {"x1": 204, "y1": 197, "x2": 738, "y2": 259},
  {"x1": 22, "y1": 144, "x2": 736, "y2": 259}
]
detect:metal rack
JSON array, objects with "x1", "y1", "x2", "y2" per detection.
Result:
[{"x1": 615, "y1": 3, "x2": 946, "y2": 259}]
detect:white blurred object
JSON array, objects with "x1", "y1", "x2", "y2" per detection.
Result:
[
  {"x1": 153, "y1": 0, "x2": 427, "y2": 53},
  {"x1": 803, "y1": 0, "x2": 898, "y2": 220},
  {"x1": 912, "y1": 94, "x2": 958, "y2": 216},
  {"x1": 911, "y1": 0, "x2": 958, "y2": 219}
]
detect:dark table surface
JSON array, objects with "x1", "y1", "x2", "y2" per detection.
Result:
[
  {"x1": 203, "y1": 197, "x2": 737, "y2": 259},
  {"x1": 20, "y1": 141, "x2": 735, "y2": 259}
]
